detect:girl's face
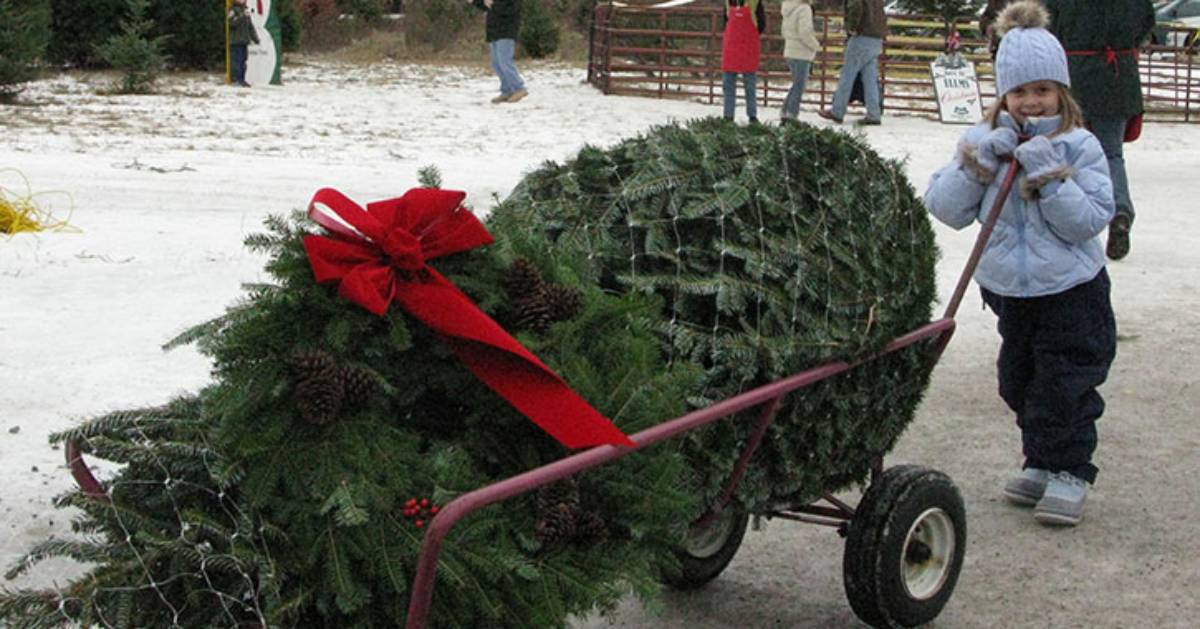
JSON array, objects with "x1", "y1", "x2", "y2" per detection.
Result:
[{"x1": 1004, "y1": 80, "x2": 1061, "y2": 125}]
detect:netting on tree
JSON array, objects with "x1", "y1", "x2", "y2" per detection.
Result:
[{"x1": 488, "y1": 117, "x2": 939, "y2": 510}]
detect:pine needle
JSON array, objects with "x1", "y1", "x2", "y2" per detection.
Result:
[{"x1": 0, "y1": 169, "x2": 78, "y2": 235}]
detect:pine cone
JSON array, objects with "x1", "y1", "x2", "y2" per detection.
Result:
[
  {"x1": 535, "y1": 503, "x2": 578, "y2": 545},
  {"x1": 504, "y1": 258, "x2": 545, "y2": 302},
  {"x1": 514, "y1": 291, "x2": 552, "y2": 334},
  {"x1": 291, "y1": 349, "x2": 345, "y2": 425},
  {"x1": 338, "y1": 364, "x2": 378, "y2": 405},
  {"x1": 543, "y1": 284, "x2": 584, "y2": 323},
  {"x1": 573, "y1": 511, "x2": 609, "y2": 544},
  {"x1": 295, "y1": 375, "x2": 344, "y2": 425}
]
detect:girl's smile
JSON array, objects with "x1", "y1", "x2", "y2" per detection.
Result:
[{"x1": 1004, "y1": 80, "x2": 1062, "y2": 125}]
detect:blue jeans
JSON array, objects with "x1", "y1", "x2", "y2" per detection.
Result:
[
  {"x1": 782, "y1": 59, "x2": 811, "y2": 119},
  {"x1": 231, "y1": 44, "x2": 248, "y2": 85},
  {"x1": 722, "y1": 72, "x2": 758, "y2": 120},
  {"x1": 830, "y1": 35, "x2": 882, "y2": 120},
  {"x1": 1088, "y1": 117, "x2": 1134, "y2": 224},
  {"x1": 489, "y1": 38, "x2": 525, "y2": 95}
]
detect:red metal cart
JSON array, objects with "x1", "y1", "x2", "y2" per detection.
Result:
[{"x1": 67, "y1": 162, "x2": 1022, "y2": 629}]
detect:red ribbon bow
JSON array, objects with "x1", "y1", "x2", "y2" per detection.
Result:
[{"x1": 302, "y1": 187, "x2": 634, "y2": 449}]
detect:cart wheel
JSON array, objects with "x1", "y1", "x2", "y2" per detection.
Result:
[
  {"x1": 843, "y1": 465, "x2": 966, "y2": 628},
  {"x1": 661, "y1": 508, "x2": 750, "y2": 590}
]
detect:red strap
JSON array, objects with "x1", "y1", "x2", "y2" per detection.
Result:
[{"x1": 1066, "y1": 47, "x2": 1138, "y2": 78}]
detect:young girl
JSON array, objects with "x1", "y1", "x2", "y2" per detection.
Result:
[
  {"x1": 721, "y1": 0, "x2": 765, "y2": 123},
  {"x1": 923, "y1": 0, "x2": 1117, "y2": 526},
  {"x1": 780, "y1": 0, "x2": 820, "y2": 124}
]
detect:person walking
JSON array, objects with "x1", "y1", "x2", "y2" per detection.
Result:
[
  {"x1": 818, "y1": 0, "x2": 887, "y2": 125},
  {"x1": 1044, "y1": 0, "x2": 1155, "y2": 260},
  {"x1": 780, "y1": 0, "x2": 820, "y2": 124},
  {"x1": 923, "y1": 1, "x2": 1117, "y2": 527},
  {"x1": 228, "y1": 0, "x2": 260, "y2": 88},
  {"x1": 721, "y1": 0, "x2": 766, "y2": 123},
  {"x1": 471, "y1": 0, "x2": 528, "y2": 104}
]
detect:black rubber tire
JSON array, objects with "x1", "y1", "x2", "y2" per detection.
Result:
[
  {"x1": 661, "y1": 508, "x2": 750, "y2": 590},
  {"x1": 843, "y1": 465, "x2": 966, "y2": 628}
]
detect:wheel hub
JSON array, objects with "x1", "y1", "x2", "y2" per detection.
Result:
[{"x1": 900, "y1": 507, "x2": 955, "y2": 600}]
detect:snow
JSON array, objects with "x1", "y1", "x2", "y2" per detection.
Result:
[{"x1": 2, "y1": 57, "x2": 1200, "y2": 617}]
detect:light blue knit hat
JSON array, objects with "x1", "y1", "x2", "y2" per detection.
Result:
[{"x1": 993, "y1": 1, "x2": 1070, "y2": 97}]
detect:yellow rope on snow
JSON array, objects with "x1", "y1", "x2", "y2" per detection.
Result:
[{"x1": 0, "y1": 169, "x2": 78, "y2": 235}]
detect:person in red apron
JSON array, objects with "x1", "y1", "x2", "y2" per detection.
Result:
[
  {"x1": 1044, "y1": 0, "x2": 1155, "y2": 260},
  {"x1": 722, "y1": 0, "x2": 765, "y2": 123}
]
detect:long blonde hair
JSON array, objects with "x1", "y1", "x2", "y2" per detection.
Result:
[{"x1": 984, "y1": 83, "x2": 1085, "y2": 135}]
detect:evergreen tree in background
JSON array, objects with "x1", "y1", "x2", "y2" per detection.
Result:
[
  {"x1": 0, "y1": 0, "x2": 52, "y2": 102},
  {"x1": 520, "y1": 0, "x2": 561, "y2": 58},
  {"x1": 488, "y1": 118, "x2": 940, "y2": 513},
  {"x1": 96, "y1": 0, "x2": 169, "y2": 93}
]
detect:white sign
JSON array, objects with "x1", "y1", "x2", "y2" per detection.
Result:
[{"x1": 930, "y1": 56, "x2": 982, "y2": 124}]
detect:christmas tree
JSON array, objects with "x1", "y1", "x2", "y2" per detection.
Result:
[
  {"x1": 488, "y1": 117, "x2": 939, "y2": 512},
  {"x1": 1, "y1": 177, "x2": 701, "y2": 627}
]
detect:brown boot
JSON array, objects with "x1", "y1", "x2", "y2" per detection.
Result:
[
  {"x1": 817, "y1": 109, "x2": 843, "y2": 123},
  {"x1": 491, "y1": 93, "x2": 510, "y2": 104},
  {"x1": 507, "y1": 89, "x2": 528, "y2": 103},
  {"x1": 1106, "y1": 214, "x2": 1131, "y2": 260}
]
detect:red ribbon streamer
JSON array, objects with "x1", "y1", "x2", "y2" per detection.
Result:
[{"x1": 302, "y1": 187, "x2": 634, "y2": 449}]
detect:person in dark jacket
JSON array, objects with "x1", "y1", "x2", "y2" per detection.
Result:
[
  {"x1": 818, "y1": 0, "x2": 887, "y2": 125},
  {"x1": 1044, "y1": 0, "x2": 1155, "y2": 260},
  {"x1": 470, "y1": 0, "x2": 528, "y2": 103},
  {"x1": 228, "y1": 0, "x2": 260, "y2": 88},
  {"x1": 721, "y1": 0, "x2": 766, "y2": 123}
]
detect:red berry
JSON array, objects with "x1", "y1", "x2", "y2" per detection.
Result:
[
  {"x1": 415, "y1": 520, "x2": 425, "y2": 528},
  {"x1": 405, "y1": 498, "x2": 417, "y2": 508},
  {"x1": 430, "y1": 506, "x2": 439, "y2": 515},
  {"x1": 420, "y1": 498, "x2": 429, "y2": 508}
]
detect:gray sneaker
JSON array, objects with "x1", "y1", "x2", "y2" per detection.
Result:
[
  {"x1": 1034, "y1": 471, "x2": 1089, "y2": 526},
  {"x1": 1003, "y1": 467, "x2": 1049, "y2": 506}
]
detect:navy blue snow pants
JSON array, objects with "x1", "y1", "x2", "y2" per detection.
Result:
[{"x1": 980, "y1": 269, "x2": 1117, "y2": 484}]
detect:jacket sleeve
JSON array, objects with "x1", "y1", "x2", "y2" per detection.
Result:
[
  {"x1": 1034, "y1": 134, "x2": 1115, "y2": 244},
  {"x1": 923, "y1": 128, "x2": 990, "y2": 231},
  {"x1": 756, "y1": 0, "x2": 767, "y2": 34}
]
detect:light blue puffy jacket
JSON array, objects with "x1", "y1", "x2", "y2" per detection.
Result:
[{"x1": 923, "y1": 112, "x2": 1114, "y2": 298}]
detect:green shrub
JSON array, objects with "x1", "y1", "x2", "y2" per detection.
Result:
[
  {"x1": 96, "y1": 0, "x2": 169, "y2": 93},
  {"x1": 0, "y1": 0, "x2": 52, "y2": 101},
  {"x1": 149, "y1": 0, "x2": 224, "y2": 70},
  {"x1": 519, "y1": 0, "x2": 559, "y2": 58},
  {"x1": 48, "y1": 0, "x2": 127, "y2": 67}
]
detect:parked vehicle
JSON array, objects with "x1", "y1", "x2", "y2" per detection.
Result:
[{"x1": 1153, "y1": 0, "x2": 1200, "y2": 49}]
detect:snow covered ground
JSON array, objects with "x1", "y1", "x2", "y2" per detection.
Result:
[{"x1": 3, "y1": 58, "x2": 1199, "y2": 627}]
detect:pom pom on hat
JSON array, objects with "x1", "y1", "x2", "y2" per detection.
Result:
[
  {"x1": 994, "y1": 0, "x2": 1070, "y2": 97},
  {"x1": 995, "y1": 0, "x2": 1050, "y2": 38}
]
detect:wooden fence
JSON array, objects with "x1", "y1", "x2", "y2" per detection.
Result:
[{"x1": 587, "y1": 4, "x2": 1200, "y2": 123}]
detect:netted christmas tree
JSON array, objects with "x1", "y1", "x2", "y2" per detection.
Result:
[
  {"x1": 0, "y1": 172, "x2": 703, "y2": 627},
  {"x1": 487, "y1": 117, "x2": 940, "y2": 512}
]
